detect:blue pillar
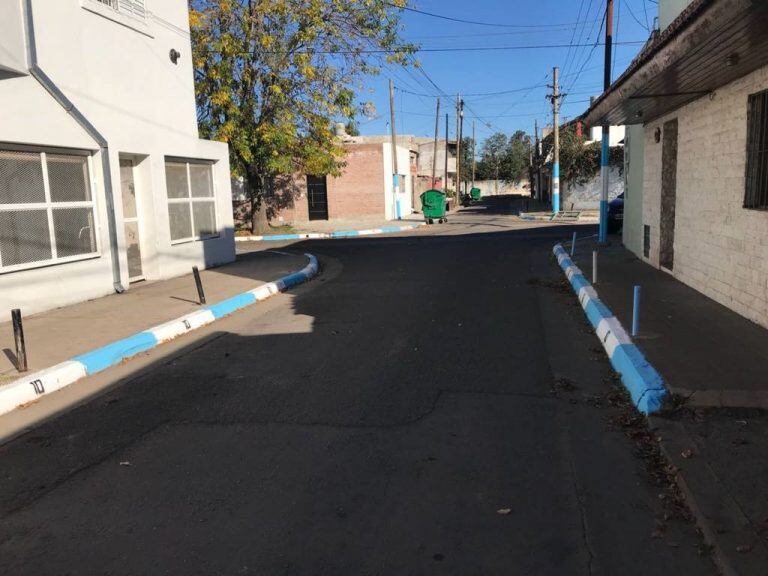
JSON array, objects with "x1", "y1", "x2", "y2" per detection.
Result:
[
  {"x1": 598, "y1": 126, "x2": 610, "y2": 243},
  {"x1": 552, "y1": 162, "x2": 560, "y2": 214},
  {"x1": 393, "y1": 174, "x2": 401, "y2": 220}
]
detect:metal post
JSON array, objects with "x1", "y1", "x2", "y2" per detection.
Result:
[
  {"x1": 431, "y1": 97, "x2": 440, "y2": 188},
  {"x1": 192, "y1": 266, "x2": 206, "y2": 305},
  {"x1": 592, "y1": 250, "x2": 598, "y2": 284},
  {"x1": 599, "y1": 0, "x2": 615, "y2": 244},
  {"x1": 11, "y1": 309, "x2": 27, "y2": 372},
  {"x1": 456, "y1": 94, "x2": 463, "y2": 201},
  {"x1": 632, "y1": 285, "x2": 641, "y2": 337},
  {"x1": 389, "y1": 79, "x2": 401, "y2": 220},
  {"x1": 534, "y1": 119, "x2": 541, "y2": 202},
  {"x1": 471, "y1": 120, "x2": 476, "y2": 190},
  {"x1": 444, "y1": 113, "x2": 449, "y2": 194},
  {"x1": 552, "y1": 67, "x2": 561, "y2": 215},
  {"x1": 570, "y1": 231, "x2": 577, "y2": 256}
]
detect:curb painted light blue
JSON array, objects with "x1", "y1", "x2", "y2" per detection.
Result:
[
  {"x1": 77, "y1": 254, "x2": 318, "y2": 377},
  {"x1": 238, "y1": 223, "x2": 422, "y2": 242},
  {"x1": 74, "y1": 331, "x2": 158, "y2": 375},
  {"x1": 552, "y1": 244, "x2": 667, "y2": 414}
]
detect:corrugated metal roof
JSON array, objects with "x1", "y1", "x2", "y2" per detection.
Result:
[{"x1": 582, "y1": 0, "x2": 768, "y2": 127}]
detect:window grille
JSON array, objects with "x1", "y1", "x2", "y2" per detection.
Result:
[
  {"x1": 745, "y1": 89, "x2": 768, "y2": 210},
  {"x1": 0, "y1": 149, "x2": 99, "y2": 273},
  {"x1": 93, "y1": 0, "x2": 145, "y2": 19},
  {"x1": 165, "y1": 160, "x2": 218, "y2": 243}
]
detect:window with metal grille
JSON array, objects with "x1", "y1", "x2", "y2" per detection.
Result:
[
  {"x1": 0, "y1": 148, "x2": 99, "y2": 273},
  {"x1": 745, "y1": 89, "x2": 768, "y2": 210},
  {"x1": 165, "y1": 160, "x2": 218, "y2": 243},
  {"x1": 92, "y1": 0, "x2": 145, "y2": 19}
]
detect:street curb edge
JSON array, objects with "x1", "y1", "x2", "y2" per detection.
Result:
[
  {"x1": 552, "y1": 243, "x2": 667, "y2": 414},
  {"x1": 234, "y1": 223, "x2": 425, "y2": 242},
  {"x1": 0, "y1": 253, "x2": 320, "y2": 417}
]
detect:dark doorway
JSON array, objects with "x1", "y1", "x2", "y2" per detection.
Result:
[
  {"x1": 307, "y1": 175, "x2": 329, "y2": 220},
  {"x1": 659, "y1": 119, "x2": 678, "y2": 271}
]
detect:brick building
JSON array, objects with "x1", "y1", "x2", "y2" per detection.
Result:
[
  {"x1": 259, "y1": 128, "x2": 416, "y2": 225},
  {"x1": 583, "y1": 0, "x2": 768, "y2": 328}
]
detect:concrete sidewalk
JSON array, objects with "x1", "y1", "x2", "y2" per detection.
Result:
[
  {"x1": 567, "y1": 235, "x2": 768, "y2": 574},
  {"x1": 569, "y1": 237, "x2": 768, "y2": 409},
  {"x1": 0, "y1": 250, "x2": 309, "y2": 386}
]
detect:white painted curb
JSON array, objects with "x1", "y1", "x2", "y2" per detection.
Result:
[{"x1": 0, "y1": 253, "x2": 320, "y2": 417}]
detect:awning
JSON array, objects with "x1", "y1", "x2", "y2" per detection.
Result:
[{"x1": 582, "y1": 0, "x2": 768, "y2": 128}]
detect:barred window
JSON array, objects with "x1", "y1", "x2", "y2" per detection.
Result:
[
  {"x1": 165, "y1": 160, "x2": 218, "y2": 243},
  {"x1": 745, "y1": 89, "x2": 768, "y2": 210},
  {"x1": 93, "y1": 0, "x2": 146, "y2": 19},
  {"x1": 0, "y1": 148, "x2": 99, "y2": 273}
]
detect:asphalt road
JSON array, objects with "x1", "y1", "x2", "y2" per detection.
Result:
[{"x1": 0, "y1": 197, "x2": 716, "y2": 575}]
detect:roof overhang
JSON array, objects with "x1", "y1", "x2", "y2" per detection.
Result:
[{"x1": 582, "y1": 0, "x2": 768, "y2": 128}]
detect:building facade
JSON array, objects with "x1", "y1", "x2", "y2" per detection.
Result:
[
  {"x1": 0, "y1": 0, "x2": 234, "y2": 316},
  {"x1": 585, "y1": 0, "x2": 768, "y2": 328},
  {"x1": 262, "y1": 132, "x2": 415, "y2": 225}
]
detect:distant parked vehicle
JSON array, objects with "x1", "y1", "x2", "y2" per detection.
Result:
[{"x1": 608, "y1": 193, "x2": 624, "y2": 233}]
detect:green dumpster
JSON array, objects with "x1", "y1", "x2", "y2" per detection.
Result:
[
  {"x1": 470, "y1": 187, "x2": 482, "y2": 201},
  {"x1": 420, "y1": 189, "x2": 447, "y2": 224}
]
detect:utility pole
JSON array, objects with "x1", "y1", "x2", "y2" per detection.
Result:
[
  {"x1": 534, "y1": 119, "x2": 541, "y2": 203},
  {"x1": 599, "y1": 0, "x2": 614, "y2": 243},
  {"x1": 548, "y1": 67, "x2": 561, "y2": 214},
  {"x1": 456, "y1": 94, "x2": 464, "y2": 198},
  {"x1": 471, "y1": 120, "x2": 476, "y2": 191},
  {"x1": 431, "y1": 98, "x2": 440, "y2": 188},
  {"x1": 388, "y1": 79, "x2": 401, "y2": 220},
  {"x1": 444, "y1": 113, "x2": 449, "y2": 192}
]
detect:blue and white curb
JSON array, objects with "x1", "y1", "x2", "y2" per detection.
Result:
[
  {"x1": 0, "y1": 253, "x2": 320, "y2": 417},
  {"x1": 235, "y1": 223, "x2": 424, "y2": 242},
  {"x1": 552, "y1": 244, "x2": 667, "y2": 414}
]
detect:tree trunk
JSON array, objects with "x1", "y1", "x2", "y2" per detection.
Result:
[{"x1": 247, "y1": 170, "x2": 270, "y2": 235}]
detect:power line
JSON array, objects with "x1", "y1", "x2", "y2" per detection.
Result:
[
  {"x1": 388, "y1": 3, "x2": 586, "y2": 29},
  {"x1": 625, "y1": 0, "x2": 650, "y2": 32}
]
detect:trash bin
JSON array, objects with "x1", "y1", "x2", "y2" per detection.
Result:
[
  {"x1": 470, "y1": 187, "x2": 482, "y2": 201},
  {"x1": 420, "y1": 189, "x2": 447, "y2": 224}
]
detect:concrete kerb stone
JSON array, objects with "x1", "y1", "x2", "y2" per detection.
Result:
[
  {"x1": 552, "y1": 243, "x2": 667, "y2": 414},
  {"x1": 234, "y1": 223, "x2": 424, "y2": 242},
  {"x1": 0, "y1": 253, "x2": 320, "y2": 417}
]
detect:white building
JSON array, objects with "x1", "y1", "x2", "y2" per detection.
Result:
[
  {"x1": 0, "y1": 0, "x2": 234, "y2": 316},
  {"x1": 584, "y1": 0, "x2": 768, "y2": 329}
]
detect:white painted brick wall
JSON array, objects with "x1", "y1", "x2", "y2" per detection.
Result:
[{"x1": 642, "y1": 64, "x2": 768, "y2": 328}]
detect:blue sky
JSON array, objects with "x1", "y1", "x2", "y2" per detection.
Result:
[{"x1": 357, "y1": 0, "x2": 656, "y2": 143}]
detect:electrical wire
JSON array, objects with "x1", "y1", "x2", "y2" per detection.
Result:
[{"x1": 387, "y1": 2, "x2": 587, "y2": 29}]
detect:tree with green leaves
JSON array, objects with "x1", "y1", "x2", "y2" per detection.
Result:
[
  {"x1": 539, "y1": 124, "x2": 623, "y2": 185},
  {"x1": 476, "y1": 131, "x2": 531, "y2": 183},
  {"x1": 190, "y1": 0, "x2": 414, "y2": 232}
]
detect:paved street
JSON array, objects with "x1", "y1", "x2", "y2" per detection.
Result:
[{"x1": 0, "y1": 197, "x2": 716, "y2": 575}]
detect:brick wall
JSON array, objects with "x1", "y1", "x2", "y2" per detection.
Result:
[
  {"x1": 327, "y1": 143, "x2": 386, "y2": 219},
  {"x1": 642, "y1": 64, "x2": 768, "y2": 328},
  {"x1": 264, "y1": 143, "x2": 386, "y2": 223}
]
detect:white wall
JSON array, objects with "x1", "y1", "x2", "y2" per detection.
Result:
[
  {"x1": 472, "y1": 180, "x2": 530, "y2": 196},
  {"x1": 0, "y1": 0, "x2": 27, "y2": 78},
  {"x1": 562, "y1": 168, "x2": 624, "y2": 210},
  {"x1": 587, "y1": 125, "x2": 626, "y2": 146},
  {"x1": 641, "y1": 64, "x2": 768, "y2": 328},
  {"x1": 0, "y1": 0, "x2": 234, "y2": 316},
  {"x1": 659, "y1": 0, "x2": 693, "y2": 30},
  {"x1": 382, "y1": 143, "x2": 414, "y2": 219},
  {"x1": 622, "y1": 124, "x2": 645, "y2": 255}
]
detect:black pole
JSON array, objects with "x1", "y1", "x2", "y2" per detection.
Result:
[
  {"x1": 12, "y1": 309, "x2": 27, "y2": 372},
  {"x1": 192, "y1": 266, "x2": 206, "y2": 305}
]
